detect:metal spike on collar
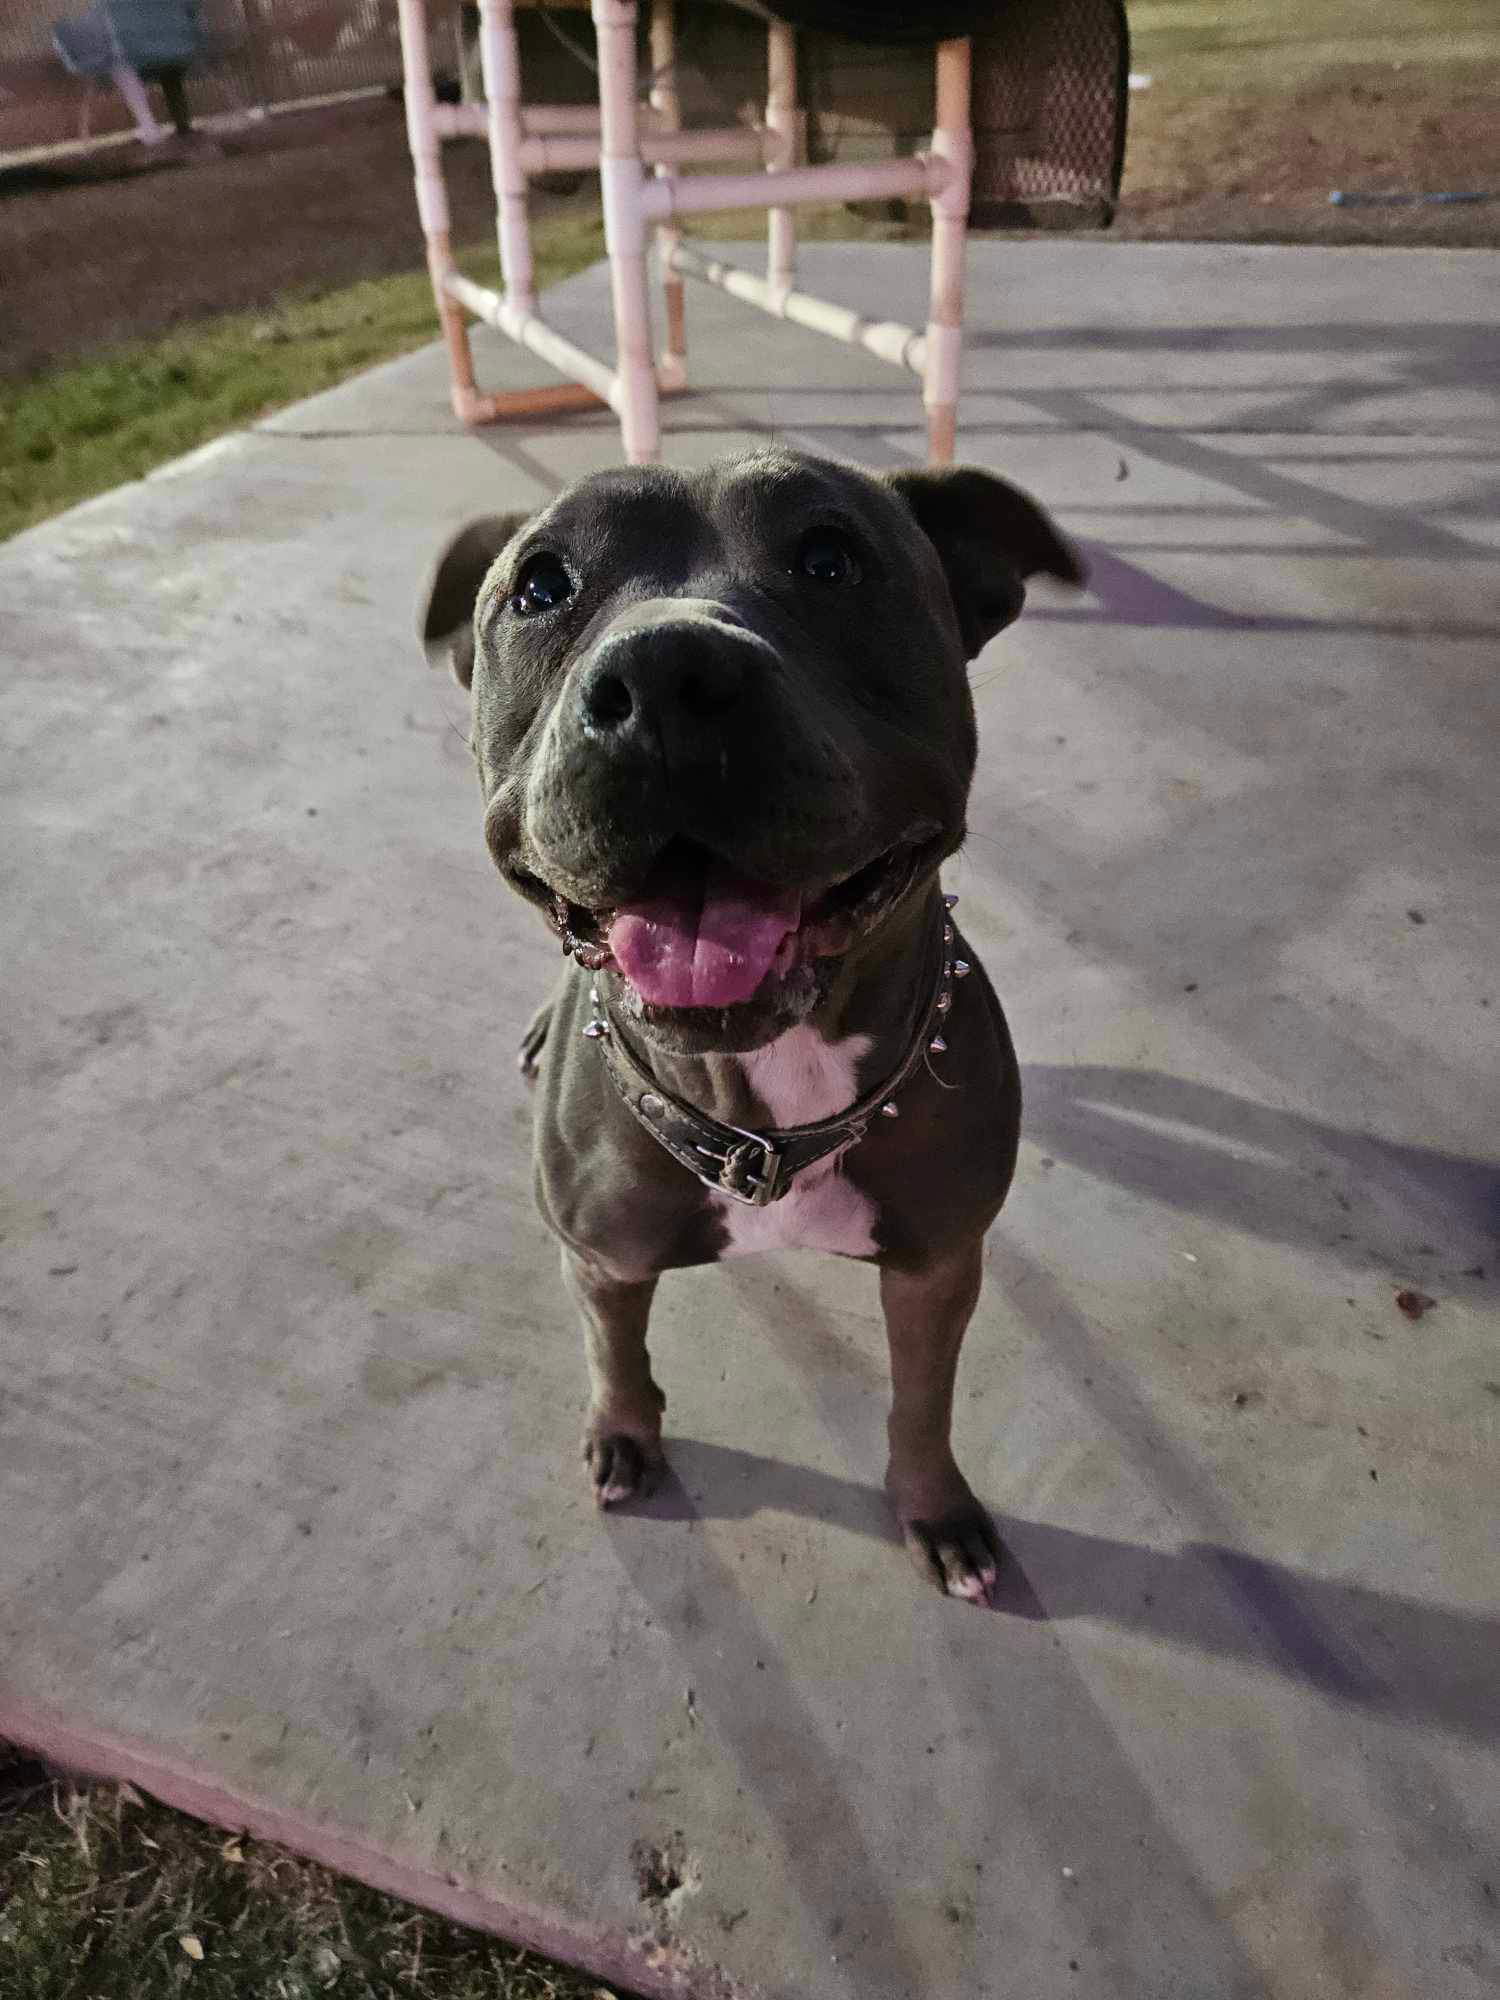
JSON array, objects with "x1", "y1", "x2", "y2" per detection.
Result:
[
  {"x1": 953, "y1": 958, "x2": 971, "y2": 978},
  {"x1": 944, "y1": 892, "x2": 959, "y2": 909},
  {"x1": 880, "y1": 1101, "x2": 900, "y2": 1119},
  {"x1": 582, "y1": 982, "x2": 609, "y2": 1039},
  {"x1": 929, "y1": 1034, "x2": 948, "y2": 1054}
]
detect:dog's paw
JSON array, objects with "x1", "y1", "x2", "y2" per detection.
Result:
[
  {"x1": 584, "y1": 1433, "x2": 662, "y2": 1508},
  {"x1": 898, "y1": 1502, "x2": 1003, "y2": 1605}
]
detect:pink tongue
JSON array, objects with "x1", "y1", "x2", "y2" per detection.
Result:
[{"x1": 608, "y1": 860, "x2": 801, "y2": 1008}]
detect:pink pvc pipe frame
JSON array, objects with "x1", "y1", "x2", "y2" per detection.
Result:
[{"x1": 395, "y1": 0, "x2": 973, "y2": 463}]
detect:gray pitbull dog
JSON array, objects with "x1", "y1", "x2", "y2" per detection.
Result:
[{"x1": 421, "y1": 447, "x2": 1081, "y2": 1604}]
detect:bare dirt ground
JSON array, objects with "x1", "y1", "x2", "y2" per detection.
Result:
[
  {"x1": 2, "y1": 63, "x2": 1497, "y2": 380},
  {"x1": 1117, "y1": 63, "x2": 1500, "y2": 249},
  {"x1": 0, "y1": 98, "x2": 505, "y2": 377}
]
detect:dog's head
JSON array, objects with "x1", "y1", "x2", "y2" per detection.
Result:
[{"x1": 421, "y1": 448, "x2": 1081, "y2": 1054}]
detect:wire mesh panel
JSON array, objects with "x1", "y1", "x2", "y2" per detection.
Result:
[
  {"x1": 969, "y1": 0, "x2": 1128, "y2": 227},
  {"x1": 228, "y1": 0, "x2": 401, "y2": 107}
]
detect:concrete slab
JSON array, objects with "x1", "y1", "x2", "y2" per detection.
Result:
[{"x1": 2, "y1": 242, "x2": 1498, "y2": 2000}]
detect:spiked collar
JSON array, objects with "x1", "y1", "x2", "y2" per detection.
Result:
[{"x1": 584, "y1": 892, "x2": 968, "y2": 1207}]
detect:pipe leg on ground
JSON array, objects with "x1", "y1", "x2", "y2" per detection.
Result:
[
  {"x1": 765, "y1": 18, "x2": 797, "y2": 308},
  {"x1": 477, "y1": 0, "x2": 535, "y2": 314},
  {"x1": 923, "y1": 37, "x2": 972, "y2": 465},
  {"x1": 649, "y1": 0, "x2": 687, "y2": 388},
  {"x1": 593, "y1": 0, "x2": 660, "y2": 463},
  {"x1": 396, "y1": 0, "x2": 481, "y2": 424}
]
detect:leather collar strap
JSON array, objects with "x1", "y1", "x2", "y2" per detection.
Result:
[{"x1": 589, "y1": 895, "x2": 966, "y2": 1207}]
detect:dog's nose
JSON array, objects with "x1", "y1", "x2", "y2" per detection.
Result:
[{"x1": 578, "y1": 622, "x2": 746, "y2": 738}]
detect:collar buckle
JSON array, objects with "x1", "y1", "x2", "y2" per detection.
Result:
[{"x1": 714, "y1": 1134, "x2": 783, "y2": 1206}]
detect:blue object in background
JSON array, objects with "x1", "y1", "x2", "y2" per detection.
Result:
[
  {"x1": 1329, "y1": 189, "x2": 1491, "y2": 206},
  {"x1": 53, "y1": 0, "x2": 200, "y2": 79}
]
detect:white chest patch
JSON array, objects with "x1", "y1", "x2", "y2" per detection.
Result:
[{"x1": 712, "y1": 1025, "x2": 880, "y2": 1259}]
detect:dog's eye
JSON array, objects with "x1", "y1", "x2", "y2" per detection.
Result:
[
  {"x1": 511, "y1": 555, "x2": 575, "y2": 617},
  {"x1": 796, "y1": 533, "x2": 862, "y2": 586}
]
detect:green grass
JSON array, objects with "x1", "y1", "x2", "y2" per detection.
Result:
[
  {"x1": 1128, "y1": 0, "x2": 1500, "y2": 91},
  {"x1": 0, "y1": 1749, "x2": 625, "y2": 2000},
  {"x1": 0, "y1": 206, "x2": 610, "y2": 546},
  {"x1": 0, "y1": 199, "x2": 915, "y2": 547},
  {"x1": 1122, "y1": 0, "x2": 1500, "y2": 222}
]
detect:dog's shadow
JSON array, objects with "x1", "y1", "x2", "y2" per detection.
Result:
[
  {"x1": 1023, "y1": 1064, "x2": 1498, "y2": 1276},
  {"x1": 610, "y1": 1063, "x2": 1498, "y2": 1741},
  {"x1": 619, "y1": 1440, "x2": 1496, "y2": 1746},
  {"x1": 633, "y1": 1443, "x2": 1049, "y2": 1618}
]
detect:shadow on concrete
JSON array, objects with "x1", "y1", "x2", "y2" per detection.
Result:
[
  {"x1": 619, "y1": 1443, "x2": 1497, "y2": 1749},
  {"x1": 599, "y1": 1465, "x2": 938, "y2": 1991},
  {"x1": 482, "y1": 405, "x2": 1500, "y2": 643},
  {"x1": 605, "y1": 1447, "x2": 1270, "y2": 1996},
  {"x1": 731, "y1": 314, "x2": 1500, "y2": 643},
  {"x1": 1040, "y1": 539, "x2": 1500, "y2": 642},
  {"x1": 963, "y1": 315, "x2": 1497, "y2": 374},
  {"x1": 470, "y1": 334, "x2": 1500, "y2": 652},
  {"x1": 1023, "y1": 1065, "x2": 1499, "y2": 1278}
]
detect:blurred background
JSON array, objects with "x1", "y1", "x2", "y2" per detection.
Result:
[{"x1": 3, "y1": 0, "x2": 1498, "y2": 538}]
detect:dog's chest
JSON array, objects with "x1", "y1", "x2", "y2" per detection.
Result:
[{"x1": 711, "y1": 1026, "x2": 879, "y2": 1258}]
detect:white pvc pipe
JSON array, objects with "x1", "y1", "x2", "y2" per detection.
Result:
[
  {"x1": 764, "y1": 19, "x2": 797, "y2": 305},
  {"x1": 443, "y1": 272, "x2": 621, "y2": 408},
  {"x1": 523, "y1": 104, "x2": 604, "y2": 132},
  {"x1": 649, "y1": 0, "x2": 687, "y2": 388},
  {"x1": 403, "y1": 0, "x2": 971, "y2": 464},
  {"x1": 432, "y1": 104, "x2": 748, "y2": 166},
  {"x1": 516, "y1": 126, "x2": 766, "y2": 174},
  {"x1": 592, "y1": 0, "x2": 660, "y2": 463},
  {"x1": 643, "y1": 151, "x2": 947, "y2": 221},
  {"x1": 669, "y1": 242, "x2": 924, "y2": 372},
  {"x1": 476, "y1": 0, "x2": 534, "y2": 311},
  {"x1": 431, "y1": 102, "x2": 485, "y2": 139},
  {"x1": 397, "y1": 0, "x2": 493, "y2": 421},
  {"x1": 523, "y1": 103, "x2": 667, "y2": 132},
  {"x1": 394, "y1": 0, "x2": 448, "y2": 236},
  {"x1": 924, "y1": 38, "x2": 972, "y2": 465}
]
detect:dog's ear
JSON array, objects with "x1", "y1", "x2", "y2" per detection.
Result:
[
  {"x1": 418, "y1": 512, "x2": 531, "y2": 688},
  {"x1": 882, "y1": 467, "x2": 1084, "y2": 661}
]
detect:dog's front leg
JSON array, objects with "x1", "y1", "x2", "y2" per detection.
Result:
[
  {"x1": 880, "y1": 1236, "x2": 1003, "y2": 1603},
  {"x1": 562, "y1": 1247, "x2": 665, "y2": 1507}
]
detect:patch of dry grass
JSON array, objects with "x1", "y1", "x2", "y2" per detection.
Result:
[
  {"x1": 0, "y1": 1748, "x2": 630, "y2": 2000},
  {"x1": 1121, "y1": 0, "x2": 1500, "y2": 238}
]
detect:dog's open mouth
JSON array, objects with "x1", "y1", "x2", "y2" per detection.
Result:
[{"x1": 529, "y1": 833, "x2": 937, "y2": 1010}]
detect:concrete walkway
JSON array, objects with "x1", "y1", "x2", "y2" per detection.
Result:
[{"x1": 2, "y1": 242, "x2": 1497, "y2": 2000}]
